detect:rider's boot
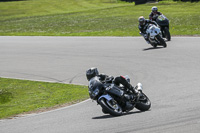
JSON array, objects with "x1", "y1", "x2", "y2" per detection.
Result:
[{"x1": 127, "y1": 84, "x2": 138, "y2": 95}]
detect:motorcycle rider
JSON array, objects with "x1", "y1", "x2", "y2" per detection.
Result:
[
  {"x1": 149, "y1": 6, "x2": 162, "y2": 21},
  {"x1": 86, "y1": 67, "x2": 138, "y2": 100},
  {"x1": 138, "y1": 16, "x2": 158, "y2": 44},
  {"x1": 86, "y1": 67, "x2": 138, "y2": 110}
]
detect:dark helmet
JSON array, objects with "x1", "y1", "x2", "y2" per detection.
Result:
[
  {"x1": 86, "y1": 67, "x2": 99, "y2": 81},
  {"x1": 138, "y1": 16, "x2": 145, "y2": 26}
]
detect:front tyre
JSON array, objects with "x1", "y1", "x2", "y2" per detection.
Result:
[
  {"x1": 135, "y1": 92, "x2": 151, "y2": 111},
  {"x1": 156, "y1": 35, "x2": 167, "y2": 48},
  {"x1": 99, "y1": 98, "x2": 122, "y2": 116}
]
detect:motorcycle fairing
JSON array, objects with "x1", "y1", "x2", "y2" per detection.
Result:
[{"x1": 98, "y1": 94, "x2": 113, "y2": 102}]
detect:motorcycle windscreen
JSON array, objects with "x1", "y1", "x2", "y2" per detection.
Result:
[{"x1": 88, "y1": 77, "x2": 103, "y2": 99}]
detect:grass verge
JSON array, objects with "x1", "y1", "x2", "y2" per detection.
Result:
[
  {"x1": 0, "y1": 0, "x2": 200, "y2": 36},
  {"x1": 0, "y1": 77, "x2": 89, "y2": 119}
]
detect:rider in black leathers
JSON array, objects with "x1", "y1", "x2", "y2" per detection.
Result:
[
  {"x1": 149, "y1": 6, "x2": 162, "y2": 21},
  {"x1": 138, "y1": 16, "x2": 158, "y2": 44},
  {"x1": 86, "y1": 67, "x2": 138, "y2": 100}
]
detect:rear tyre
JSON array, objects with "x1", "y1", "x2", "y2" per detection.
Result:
[
  {"x1": 99, "y1": 98, "x2": 122, "y2": 116},
  {"x1": 164, "y1": 27, "x2": 171, "y2": 41},
  {"x1": 135, "y1": 92, "x2": 151, "y2": 111}
]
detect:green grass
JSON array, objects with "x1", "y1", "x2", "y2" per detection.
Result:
[
  {"x1": 0, "y1": 0, "x2": 199, "y2": 119},
  {"x1": 0, "y1": 0, "x2": 200, "y2": 36},
  {"x1": 0, "y1": 78, "x2": 89, "y2": 119},
  {"x1": 0, "y1": 0, "x2": 127, "y2": 20}
]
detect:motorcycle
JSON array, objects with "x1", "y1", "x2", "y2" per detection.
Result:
[
  {"x1": 144, "y1": 24, "x2": 167, "y2": 48},
  {"x1": 155, "y1": 15, "x2": 171, "y2": 41},
  {"x1": 88, "y1": 76, "x2": 151, "y2": 116}
]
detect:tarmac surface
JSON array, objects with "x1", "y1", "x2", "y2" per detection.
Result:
[{"x1": 0, "y1": 36, "x2": 200, "y2": 133}]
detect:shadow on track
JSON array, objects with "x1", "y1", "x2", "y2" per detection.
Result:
[
  {"x1": 92, "y1": 111, "x2": 142, "y2": 119},
  {"x1": 143, "y1": 47, "x2": 165, "y2": 51}
]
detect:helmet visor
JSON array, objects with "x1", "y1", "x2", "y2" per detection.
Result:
[
  {"x1": 139, "y1": 20, "x2": 145, "y2": 25},
  {"x1": 153, "y1": 10, "x2": 157, "y2": 13}
]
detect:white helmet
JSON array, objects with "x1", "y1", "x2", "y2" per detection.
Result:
[
  {"x1": 152, "y1": 6, "x2": 158, "y2": 12},
  {"x1": 138, "y1": 16, "x2": 145, "y2": 26}
]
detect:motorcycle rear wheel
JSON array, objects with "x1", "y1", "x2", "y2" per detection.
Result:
[
  {"x1": 164, "y1": 27, "x2": 171, "y2": 41},
  {"x1": 135, "y1": 92, "x2": 151, "y2": 111},
  {"x1": 99, "y1": 98, "x2": 122, "y2": 116}
]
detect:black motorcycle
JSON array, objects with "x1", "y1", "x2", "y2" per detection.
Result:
[
  {"x1": 88, "y1": 76, "x2": 151, "y2": 116},
  {"x1": 155, "y1": 15, "x2": 171, "y2": 41}
]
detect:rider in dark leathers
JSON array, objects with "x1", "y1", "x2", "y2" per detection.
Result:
[
  {"x1": 149, "y1": 6, "x2": 162, "y2": 21},
  {"x1": 86, "y1": 67, "x2": 138, "y2": 110},
  {"x1": 86, "y1": 67, "x2": 138, "y2": 100},
  {"x1": 138, "y1": 16, "x2": 158, "y2": 44}
]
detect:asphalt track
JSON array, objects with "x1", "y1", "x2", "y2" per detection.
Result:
[{"x1": 0, "y1": 36, "x2": 200, "y2": 133}]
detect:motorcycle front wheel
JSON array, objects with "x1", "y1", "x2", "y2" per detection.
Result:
[
  {"x1": 135, "y1": 92, "x2": 151, "y2": 111},
  {"x1": 99, "y1": 98, "x2": 122, "y2": 116},
  {"x1": 156, "y1": 35, "x2": 167, "y2": 48}
]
